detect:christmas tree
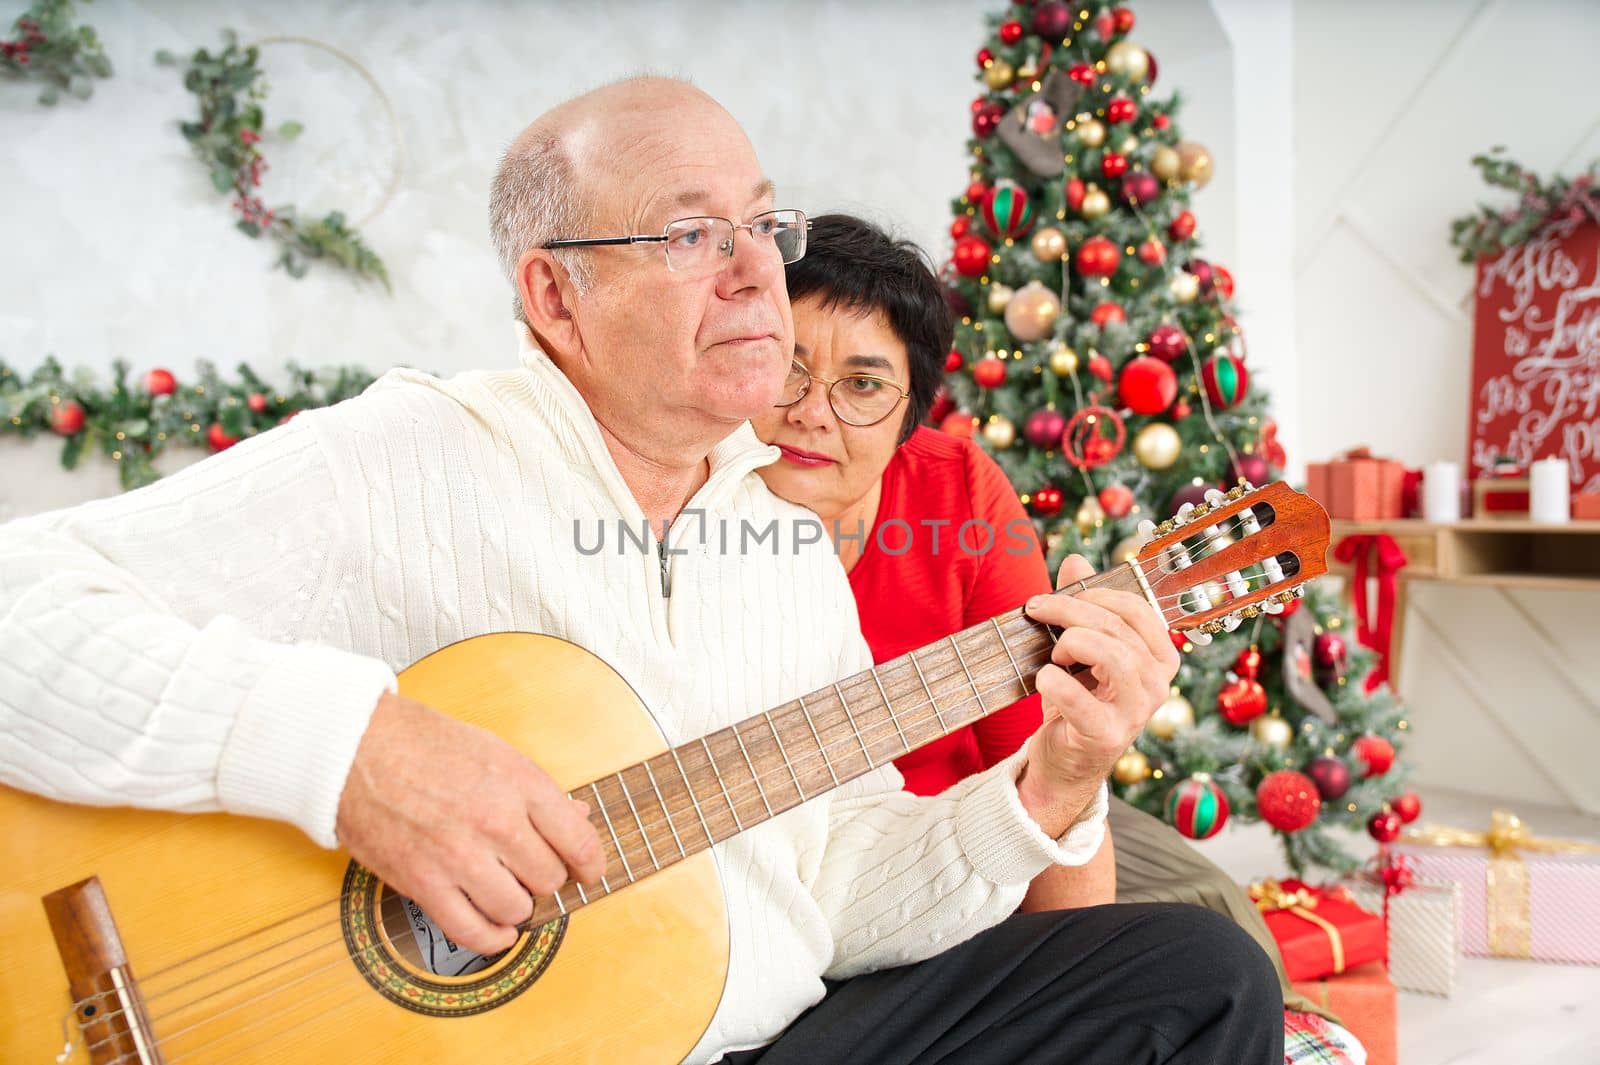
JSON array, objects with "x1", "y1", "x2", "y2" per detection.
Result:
[{"x1": 936, "y1": 1, "x2": 1413, "y2": 875}]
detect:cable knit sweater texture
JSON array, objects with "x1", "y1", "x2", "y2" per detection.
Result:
[{"x1": 0, "y1": 326, "x2": 1107, "y2": 1061}]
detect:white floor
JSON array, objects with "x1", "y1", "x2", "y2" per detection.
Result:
[{"x1": 1201, "y1": 787, "x2": 1600, "y2": 1065}]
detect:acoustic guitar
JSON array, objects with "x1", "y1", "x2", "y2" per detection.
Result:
[{"x1": 0, "y1": 482, "x2": 1327, "y2": 1063}]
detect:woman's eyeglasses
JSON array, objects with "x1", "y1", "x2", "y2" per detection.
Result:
[{"x1": 776, "y1": 362, "x2": 908, "y2": 427}]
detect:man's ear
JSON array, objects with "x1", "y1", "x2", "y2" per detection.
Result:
[{"x1": 517, "y1": 249, "x2": 582, "y2": 357}]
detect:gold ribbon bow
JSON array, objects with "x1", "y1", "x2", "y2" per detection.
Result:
[
  {"x1": 1249, "y1": 878, "x2": 1346, "y2": 974},
  {"x1": 1403, "y1": 809, "x2": 1600, "y2": 958}
]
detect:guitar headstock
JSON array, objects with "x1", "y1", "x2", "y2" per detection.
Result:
[{"x1": 1134, "y1": 481, "x2": 1330, "y2": 644}]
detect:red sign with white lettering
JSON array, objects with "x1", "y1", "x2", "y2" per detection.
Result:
[{"x1": 1468, "y1": 217, "x2": 1600, "y2": 494}]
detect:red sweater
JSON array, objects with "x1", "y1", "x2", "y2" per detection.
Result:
[{"x1": 848, "y1": 427, "x2": 1055, "y2": 797}]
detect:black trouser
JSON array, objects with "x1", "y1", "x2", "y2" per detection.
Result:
[{"x1": 715, "y1": 904, "x2": 1283, "y2": 1065}]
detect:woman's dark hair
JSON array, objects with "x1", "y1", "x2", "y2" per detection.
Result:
[{"x1": 784, "y1": 214, "x2": 953, "y2": 445}]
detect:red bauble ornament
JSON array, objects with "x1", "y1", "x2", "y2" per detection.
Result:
[
  {"x1": 1171, "y1": 399, "x2": 1191, "y2": 420},
  {"x1": 1068, "y1": 63, "x2": 1096, "y2": 86},
  {"x1": 1170, "y1": 629, "x2": 1191, "y2": 654},
  {"x1": 999, "y1": 19, "x2": 1025, "y2": 44},
  {"x1": 976, "y1": 47, "x2": 994, "y2": 69},
  {"x1": 1090, "y1": 301, "x2": 1125, "y2": 327},
  {"x1": 929, "y1": 386, "x2": 954, "y2": 425},
  {"x1": 144, "y1": 368, "x2": 177, "y2": 396},
  {"x1": 1023, "y1": 408, "x2": 1068, "y2": 449},
  {"x1": 949, "y1": 215, "x2": 972, "y2": 240},
  {"x1": 1146, "y1": 323, "x2": 1188, "y2": 362},
  {"x1": 939, "y1": 411, "x2": 978, "y2": 438},
  {"x1": 1213, "y1": 263, "x2": 1236, "y2": 300},
  {"x1": 945, "y1": 350, "x2": 964, "y2": 373},
  {"x1": 1032, "y1": 485, "x2": 1065, "y2": 517},
  {"x1": 1106, "y1": 97, "x2": 1138, "y2": 125},
  {"x1": 1313, "y1": 631, "x2": 1347, "y2": 671},
  {"x1": 1168, "y1": 210, "x2": 1196, "y2": 241},
  {"x1": 49, "y1": 400, "x2": 86, "y2": 436},
  {"x1": 972, "y1": 101, "x2": 1005, "y2": 139},
  {"x1": 953, "y1": 234, "x2": 992, "y2": 277},
  {"x1": 1165, "y1": 774, "x2": 1229, "y2": 840},
  {"x1": 1368, "y1": 809, "x2": 1403, "y2": 843},
  {"x1": 1307, "y1": 755, "x2": 1352, "y2": 801},
  {"x1": 1186, "y1": 258, "x2": 1216, "y2": 297},
  {"x1": 1093, "y1": 10, "x2": 1116, "y2": 39},
  {"x1": 1063, "y1": 405, "x2": 1126, "y2": 469},
  {"x1": 1117, "y1": 356, "x2": 1178, "y2": 415},
  {"x1": 246, "y1": 392, "x2": 269, "y2": 414},
  {"x1": 1112, "y1": 6, "x2": 1136, "y2": 32},
  {"x1": 973, "y1": 357, "x2": 1007, "y2": 388},
  {"x1": 1101, "y1": 152, "x2": 1128, "y2": 179},
  {"x1": 1098, "y1": 483, "x2": 1135, "y2": 518},
  {"x1": 1352, "y1": 735, "x2": 1396, "y2": 778},
  {"x1": 1075, "y1": 236, "x2": 1120, "y2": 277},
  {"x1": 1065, "y1": 177, "x2": 1087, "y2": 213},
  {"x1": 1256, "y1": 770, "x2": 1323, "y2": 833},
  {"x1": 981, "y1": 180, "x2": 1035, "y2": 239},
  {"x1": 1087, "y1": 351, "x2": 1114, "y2": 383},
  {"x1": 207, "y1": 422, "x2": 239, "y2": 451},
  {"x1": 1153, "y1": 113, "x2": 1170, "y2": 130},
  {"x1": 1137, "y1": 237, "x2": 1166, "y2": 265},
  {"x1": 1031, "y1": 1, "x2": 1072, "y2": 39},
  {"x1": 1227, "y1": 454, "x2": 1270, "y2": 488},
  {"x1": 1168, "y1": 481, "x2": 1214, "y2": 515},
  {"x1": 1201, "y1": 351, "x2": 1249, "y2": 408},
  {"x1": 1121, "y1": 170, "x2": 1159, "y2": 206},
  {"x1": 1394, "y1": 791, "x2": 1423, "y2": 824},
  {"x1": 1217, "y1": 677, "x2": 1267, "y2": 725},
  {"x1": 1235, "y1": 646, "x2": 1263, "y2": 681},
  {"x1": 965, "y1": 179, "x2": 990, "y2": 204}
]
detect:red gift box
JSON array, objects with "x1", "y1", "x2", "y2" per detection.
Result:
[
  {"x1": 1305, "y1": 448, "x2": 1405, "y2": 521},
  {"x1": 1290, "y1": 962, "x2": 1397, "y2": 1065},
  {"x1": 1574, "y1": 491, "x2": 1600, "y2": 521},
  {"x1": 1249, "y1": 878, "x2": 1386, "y2": 982}
]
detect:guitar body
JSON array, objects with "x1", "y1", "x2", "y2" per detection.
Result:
[{"x1": 0, "y1": 633, "x2": 729, "y2": 1064}]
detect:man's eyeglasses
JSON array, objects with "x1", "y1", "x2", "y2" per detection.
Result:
[
  {"x1": 777, "y1": 362, "x2": 908, "y2": 428},
  {"x1": 543, "y1": 209, "x2": 811, "y2": 277}
]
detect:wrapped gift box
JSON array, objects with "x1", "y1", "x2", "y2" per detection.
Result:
[
  {"x1": 1249, "y1": 879, "x2": 1387, "y2": 982},
  {"x1": 1393, "y1": 812, "x2": 1600, "y2": 965},
  {"x1": 1290, "y1": 962, "x2": 1397, "y2": 1065},
  {"x1": 1305, "y1": 448, "x2": 1406, "y2": 520},
  {"x1": 1472, "y1": 476, "x2": 1531, "y2": 519},
  {"x1": 1345, "y1": 873, "x2": 1463, "y2": 997},
  {"x1": 1573, "y1": 490, "x2": 1600, "y2": 520}
]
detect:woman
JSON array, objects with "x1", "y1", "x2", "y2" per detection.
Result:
[{"x1": 751, "y1": 214, "x2": 1361, "y2": 1061}]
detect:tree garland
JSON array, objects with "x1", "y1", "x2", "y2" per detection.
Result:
[
  {"x1": 1449, "y1": 148, "x2": 1600, "y2": 263},
  {"x1": 0, "y1": 357, "x2": 378, "y2": 490},
  {"x1": 155, "y1": 30, "x2": 391, "y2": 288},
  {"x1": 1, "y1": 0, "x2": 111, "y2": 104}
]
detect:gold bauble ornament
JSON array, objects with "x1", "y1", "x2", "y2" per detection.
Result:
[
  {"x1": 1134, "y1": 422, "x2": 1182, "y2": 470},
  {"x1": 1151, "y1": 144, "x2": 1181, "y2": 182},
  {"x1": 1169, "y1": 271, "x2": 1200, "y2": 303},
  {"x1": 984, "y1": 59, "x2": 1015, "y2": 91},
  {"x1": 1049, "y1": 344, "x2": 1079, "y2": 376},
  {"x1": 1030, "y1": 227, "x2": 1068, "y2": 262},
  {"x1": 982, "y1": 414, "x2": 1017, "y2": 450},
  {"x1": 1078, "y1": 118, "x2": 1107, "y2": 148},
  {"x1": 1104, "y1": 40, "x2": 1151, "y2": 82},
  {"x1": 1110, "y1": 527, "x2": 1152, "y2": 564},
  {"x1": 1081, "y1": 184, "x2": 1111, "y2": 219},
  {"x1": 1251, "y1": 712, "x2": 1294, "y2": 750},
  {"x1": 1113, "y1": 748, "x2": 1151, "y2": 785},
  {"x1": 1119, "y1": 134, "x2": 1140, "y2": 155},
  {"x1": 1176, "y1": 141, "x2": 1214, "y2": 188},
  {"x1": 1147, "y1": 691, "x2": 1196, "y2": 740},
  {"x1": 987, "y1": 283, "x2": 1016, "y2": 313},
  {"x1": 1075, "y1": 496, "x2": 1105, "y2": 535},
  {"x1": 1003, "y1": 281, "x2": 1061, "y2": 343}
]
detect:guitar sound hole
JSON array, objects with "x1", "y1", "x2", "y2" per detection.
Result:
[{"x1": 377, "y1": 886, "x2": 505, "y2": 978}]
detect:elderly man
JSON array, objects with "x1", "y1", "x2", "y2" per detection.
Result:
[{"x1": 0, "y1": 78, "x2": 1279, "y2": 1062}]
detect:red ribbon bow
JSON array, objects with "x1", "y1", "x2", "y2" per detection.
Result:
[
  {"x1": 1332, "y1": 533, "x2": 1408, "y2": 690},
  {"x1": 1376, "y1": 850, "x2": 1415, "y2": 897}
]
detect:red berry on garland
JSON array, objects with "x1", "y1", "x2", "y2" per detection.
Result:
[
  {"x1": 50, "y1": 400, "x2": 86, "y2": 436},
  {"x1": 1075, "y1": 236, "x2": 1121, "y2": 277},
  {"x1": 953, "y1": 234, "x2": 992, "y2": 277},
  {"x1": 976, "y1": 47, "x2": 994, "y2": 69},
  {"x1": 1065, "y1": 177, "x2": 1087, "y2": 213},
  {"x1": 949, "y1": 215, "x2": 971, "y2": 240},
  {"x1": 1168, "y1": 209, "x2": 1196, "y2": 241},
  {"x1": 1394, "y1": 791, "x2": 1423, "y2": 824},
  {"x1": 1256, "y1": 770, "x2": 1322, "y2": 833},
  {"x1": 1099, "y1": 483, "x2": 1134, "y2": 518},
  {"x1": 1090, "y1": 301, "x2": 1125, "y2": 327},
  {"x1": 1031, "y1": 1, "x2": 1073, "y2": 39},
  {"x1": 1068, "y1": 63, "x2": 1096, "y2": 86},
  {"x1": 145, "y1": 368, "x2": 177, "y2": 396},
  {"x1": 1217, "y1": 676, "x2": 1268, "y2": 725},
  {"x1": 973, "y1": 358, "x2": 1008, "y2": 389},
  {"x1": 999, "y1": 19, "x2": 1025, "y2": 44},
  {"x1": 1369, "y1": 808, "x2": 1403, "y2": 843},
  {"x1": 1121, "y1": 170, "x2": 1160, "y2": 206},
  {"x1": 965, "y1": 179, "x2": 990, "y2": 204},
  {"x1": 1200, "y1": 351, "x2": 1249, "y2": 408},
  {"x1": 981, "y1": 180, "x2": 1035, "y2": 240},
  {"x1": 1086, "y1": 351, "x2": 1114, "y2": 383},
  {"x1": 1307, "y1": 755, "x2": 1352, "y2": 801},
  {"x1": 207, "y1": 422, "x2": 240, "y2": 451},
  {"x1": 247, "y1": 392, "x2": 269, "y2": 414},
  {"x1": 1165, "y1": 774, "x2": 1229, "y2": 840},
  {"x1": 1101, "y1": 152, "x2": 1128, "y2": 179},
  {"x1": 1023, "y1": 408, "x2": 1068, "y2": 449},
  {"x1": 1106, "y1": 97, "x2": 1138, "y2": 125},
  {"x1": 1153, "y1": 113, "x2": 1171, "y2": 131},
  {"x1": 945, "y1": 350, "x2": 964, "y2": 373},
  {"x1": 1032, "y1": 485, "x2": 1065, "y2": 517},
  {"x1": 1117, "y1": 356, "x2": 1178, "y2": 415},
  {"x1": 1146, "y1": 323, "x2": 1187, "y2": 362},
  {"x1": 972, "y1": 101, "x2": 1006, "y2": 139},
  {"x1": 1352, "y1": 735, "x2": 1396, "y2": 778},
  {"x1": 1112, "y1": 5, "x2": 1136, "y2": 33},
  {"x1": 1137, "y1": 237, "x2": 1166, "y2": 265},
  {"x1": 939, "y1": 411, "x2": 978, "y2": 439}
]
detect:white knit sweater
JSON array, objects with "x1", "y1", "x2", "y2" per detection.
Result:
[{"x1": 0, "y1": 326, "x2": 1107, "y2": 1061}]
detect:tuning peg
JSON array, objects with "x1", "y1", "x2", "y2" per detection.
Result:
[
  {"x1": 1188, "y1": 629, "x2": 1213, "y2": 646},
  {"x1": 1204, "y1": 488, "x2": 1227, "y2": 507}
]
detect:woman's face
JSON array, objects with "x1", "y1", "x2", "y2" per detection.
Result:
[{"x1": 752, "y1": 294, "x2": 911, "y2": 522}]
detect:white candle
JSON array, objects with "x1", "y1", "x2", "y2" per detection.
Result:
[
  {"x1": 1423, "y1": 461, "x2": 1461, "y2": 522},
  {"x1": 1530, "y1": 457, "x2": 1571, "y2": 523}
]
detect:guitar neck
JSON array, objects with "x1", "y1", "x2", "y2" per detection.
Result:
[{"x1": 526, "y1": 564, "x2": 1147, "y2": 927}]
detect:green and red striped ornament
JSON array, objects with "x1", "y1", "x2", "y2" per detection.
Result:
[
  {"x1": 1201, "y1": 351, "x2": 1249, "y2": 408},
  {"x1": 981, "y1": 180, "x2": 1035, "y2": 240},
  {"x1": 1165, "y1": 773, "x2": 1230, "y2": 840}
]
